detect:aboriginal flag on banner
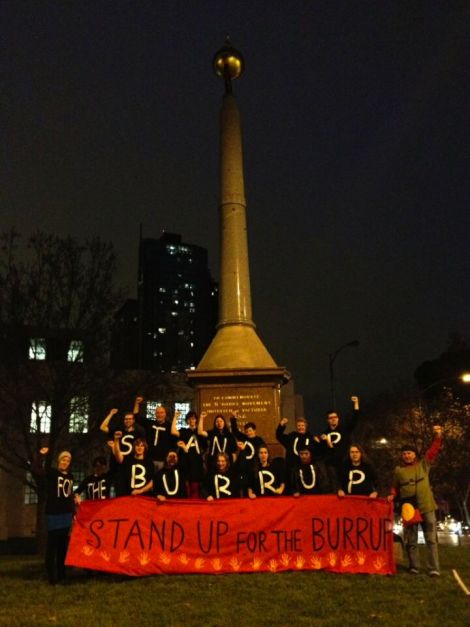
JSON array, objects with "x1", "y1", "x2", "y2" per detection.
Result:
[{"x1": 66, "y1": 495, "x2": 395, "y2": 576}]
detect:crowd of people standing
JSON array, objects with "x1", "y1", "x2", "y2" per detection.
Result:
[{"x1": 33, "y1": 395, "x2": 443, "y2": 583}]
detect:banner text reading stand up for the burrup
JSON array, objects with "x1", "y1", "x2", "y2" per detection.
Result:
[{"x1": 66, "y1": 495, "x2": 396, "y2": 576}]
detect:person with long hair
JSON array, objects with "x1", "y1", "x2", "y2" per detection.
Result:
[
  {"x1": 112, "y1": 433, "x2": 154, "y2": 496},
  {"x1": 198, "y1": 412, "x2": 237, "y2": 470},
  {"x1": 338, "y1": 444, "x2": 378, "y2": 498},
  {"x1": 248, "y1": 446, "x2": 285, "y2": 498},
  {"x1": 203, "y1": 452, "x2": 238, "y2": 500}
]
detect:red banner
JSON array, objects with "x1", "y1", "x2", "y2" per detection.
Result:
[{"x1": 66, "y1": 496, "x2": 395, "y2": 576}]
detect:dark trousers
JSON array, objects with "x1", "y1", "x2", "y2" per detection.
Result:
[{"x1": 45, "y1": 527, "x2": 70, "y2": 584}]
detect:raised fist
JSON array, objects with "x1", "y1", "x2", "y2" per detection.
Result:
[{"x1": 279, "y1": 417, "x2": 288, "y2": 427}]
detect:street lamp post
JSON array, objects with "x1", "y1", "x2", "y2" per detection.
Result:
[{"x1": 328, "y1": 340, "x2": 360, "y2": 410}]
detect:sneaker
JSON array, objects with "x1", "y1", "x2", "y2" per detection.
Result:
[
  {"x1": 409, "y1": 568, "x2": 419, "y2": 574},
  {"x1": 429, "y1": 570, "x2": 440, "y2": 577}
]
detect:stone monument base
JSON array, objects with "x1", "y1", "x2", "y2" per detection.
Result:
[{"x1": 187, "y1": 367, "x2": 290, "y2": 455}]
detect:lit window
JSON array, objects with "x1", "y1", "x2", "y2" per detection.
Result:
[
  {"x1": 69, "y1": 397, "x2": 89, "y2": 433},
  {"x1": 190, "y1": 342, "x2": 194, "y2": 347},
  {"x1": 178, "y1": 330, "x2": 184, "y2": 336},
  {"x1": 146, "y1": 401, "x2": 162, "y2": 420},
  {"x1": 29, "y1": 338, "x2": 46, "y2": 360},
  {"x1": 171, "y1": 311, "x2": 178, "y2": 317},
  {"x1": 158, "y1": 328, "x2": 166, "y2": 334},
  {"x1": 30, "y1": 402, "x2": 51, "y2": 433},
  {"x1": 159, "y1": 287, "x2": 166, "y2": 293},
  {"x1": 24, "y1": 472, "x2": 38, "y2": 505},
  {"x1": 175, "y1": 402, "x2": 190, "y2": 429},
  {"x1": 174, "y1": 299, "x2": 179, "y2": 305},
  {"x1": 67, "y1": 340, "x2": 84, "y2": 362}
]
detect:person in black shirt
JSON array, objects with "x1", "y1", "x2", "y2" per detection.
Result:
[
  {"x1": 203, "y1": 453, "x2": 238, "y2": 500},
  {"x1": 133, "y1": 397, "x2": 175, "y2": 470},
  {"x1": 32, "y1": 448, "x2": 74, "y2": 585},
  {"x1": 276, "y1": 416, "x2": 318, "y2": 492},
  {"x1": 74, "y1": 457, "x2": 111, "y2": 502},
  {"x1": 315, "y1": 395, "x2": 360, "y2": 491},
  {"x1": 338, "y1": 444, "x2": 378, "y2": 498},
  {"x1": 154, "y1": 450, "x2": 187, "y2": 500},
  {"x1": 248, "y1": 446, "x2": 285, "y2": 498},
  {"x1": 172, "y1": 410, "x2": 206, "y2": 499},
  {"x1": 101, "y1": 406, "x2": 146, "y2": 492},
  {"x1": 198, "y1": 412, "x2": 237, "y2": 470},
  {"x1": 230, "y1": 414, "x2": 265, "y2": 496},
  {"x1": 291, "y1": 446, "x2": 330, "y2": 496},
  {"x1": 113, "y1": 434, "x2": 154, "y2": 497}
]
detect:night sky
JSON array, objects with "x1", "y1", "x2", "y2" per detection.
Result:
[{"x1": 2, "y1": 1, "x2": 469, "y2": 419}]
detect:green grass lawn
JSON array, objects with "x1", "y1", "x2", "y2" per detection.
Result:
[{"x1": 0, "y1": 547, "x2": 469, "y2": 626}]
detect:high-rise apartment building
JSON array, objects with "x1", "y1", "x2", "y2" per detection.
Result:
[{"x1": 112, "y1": 233, "x2": 217, "y2": 372}]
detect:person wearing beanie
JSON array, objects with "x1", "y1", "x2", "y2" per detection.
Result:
[
  {"x1": 387, "y1": 425, "x2": 443, "y2": 576},
  {"x1": 32, "y1": 447, "x2": 74, "y2": 584}
]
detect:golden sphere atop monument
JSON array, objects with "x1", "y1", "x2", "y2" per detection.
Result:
[{"x1": 213, "y1": 38, "x2": 245, "y2": 82}]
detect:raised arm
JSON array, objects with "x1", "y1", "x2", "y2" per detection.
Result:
[
  {"x1": 133, "y1": 396, "x2": 144, "y2": 416},
  {"x1": 171, "y1": 410, "x2": 181, "y2": 438},
  {"x1": 31, "y1": 447, "x2": 49, "y2": 476},
  {"x1": 100, "y1": 408, "x2": 118, "y2": 434},
  {"x1": 276, "y1": 418, "x2": 289, "y2": 447},
  {"x1": 229, "y1": 411, "x2": 244, "y2": 439},
  {"x1": 197, "y1": 411, "x2": 209, "y2": 438},
  {"x1": 425, "y1": 425, "x2": 443, "y2": 462}
]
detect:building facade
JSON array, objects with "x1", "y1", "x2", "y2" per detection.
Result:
[{"x1": 112, "y1": 232, "x2": 218, "y2": 372}]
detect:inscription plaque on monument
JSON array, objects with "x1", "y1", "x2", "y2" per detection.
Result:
[{"x1": 199, "y1": 384, "x2": 280, "y2": 444}]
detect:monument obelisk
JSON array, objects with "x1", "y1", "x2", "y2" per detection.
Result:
[{"x1": 187, "y1": 40, "x2": 290, "y2": 445}]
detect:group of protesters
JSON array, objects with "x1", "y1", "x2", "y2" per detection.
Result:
[
  {"x1": 34, "y1": 394, "x2": 444, "y2": 584},
  {"x1": 91, "y1": 395, "x2": 372, "y2": 501}
]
